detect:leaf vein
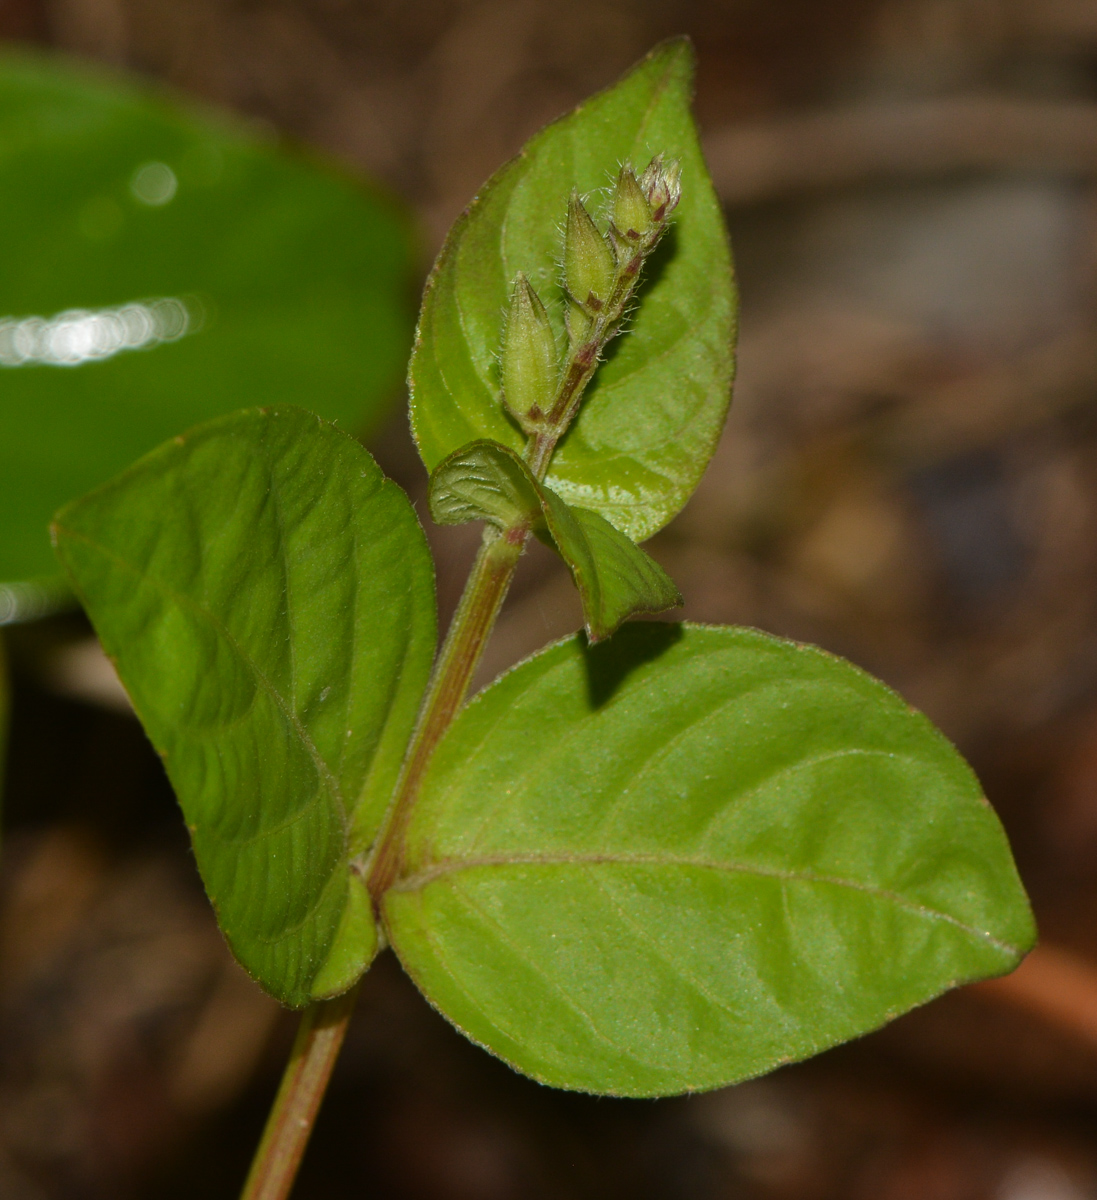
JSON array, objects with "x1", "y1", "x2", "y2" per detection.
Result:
[{"x1": 392, "y1": 850, "x2": 1021, "y2": 957}]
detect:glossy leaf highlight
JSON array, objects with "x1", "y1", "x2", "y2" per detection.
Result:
[
  {"x1": 385, "y1": 623, "x2": 1035, "y2": 1097},
  {"x1": 53, "y1": 407, "x2": 436, "y2": 1007},
  {"x1": 409, "y1": 39, "x2": 736, "y2": 543},
  {"x1": 0, "y1": 50, "x2": 415, "y2": 585}
]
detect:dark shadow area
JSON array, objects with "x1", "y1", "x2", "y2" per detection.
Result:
[{"x1": 580, "y1": 621, "x2": 683, "y2": 709}]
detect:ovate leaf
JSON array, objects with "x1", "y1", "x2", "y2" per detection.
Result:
[
  {"x1": 53, "y1": 407, "x2": 436, "y2": 1007},
  {"x1": 0, "y1": 50, "x2": 415, "y2": 586},
  {"x1": 409, "y1": 39, "x2": 736, "y2": 543},
  {"x1": 428, "y1": 439, "x2": 541, "y2": 530},
  {"x1": 385, "y1": 623, "x2": 1035, "y2": 1097},
  {"x1": 538, "y1": 494, "x2": 681, "y2": 642},
  {"x1": 429, "y1": 439, "x2": 679, "y2": 640}
]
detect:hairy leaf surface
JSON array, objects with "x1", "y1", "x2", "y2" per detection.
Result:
[
  {"x1": 385, "y1": 623, "x2": 1035, "y2": 1097},
  {"x1": 428, "y1": 439, "x2": 541, "y2": 530},
  {"x1": 53, "y1": 407, "x2": 436, "y2": 1006},
  {"x1": 0, "y1": 50, "x2": 414, "y2": 586},
  {"x1": 429, "y1": 439, "x2": 679, "y2": 639},
  {"x1": 409, "y1": 39, "x2": 736, "y2": 543}
]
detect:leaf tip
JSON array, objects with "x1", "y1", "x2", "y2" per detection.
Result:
[{"x1": 642, "y1": 34, "x2": 696, "y2": 84}]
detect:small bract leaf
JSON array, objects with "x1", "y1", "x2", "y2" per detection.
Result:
[
  {"x1": 53, "y1": 407, "x2": 437, "y2": 1007},
  {"x1": 0, "y1": 50, "x2": 415, "y2": 587},
  {"x1": 537, "y1": 495, "x2": 681, "y2": 641},
  {"x1": 428, "y1": 439, "x2": 542, "y2": 530},
  {"x1": 409, "y1": 38, "x2": 736, "y2": 543},
  {"x1": 429, "y1": 440, "x2": 679, "y2": 640},
  {"x1": 385, "y1": 623, "x2": 1035, "y2": 1097}
]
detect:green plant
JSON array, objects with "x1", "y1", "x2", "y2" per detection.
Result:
[
  {"x1": 49, "y1": 40, "x2": 1034, "y2": 1200},
  {"x1": 0, "y1": 49, "x2": 414, "y2": 603}
]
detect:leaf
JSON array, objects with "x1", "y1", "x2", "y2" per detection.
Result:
[
  {"x1": 428, "y1": 440, "x2": 542, "y2": 530},
  {"x1": 537, "y1": 494, "x2": 681, "y2": 642},
  {"x1": 53, "y1": 407, "x2": 437, "y2": 1007},
  {"x1": 0, "y1": 50, "x2": 416, "y2": 586},
  {"x1": 429, "y1": 440, "x2": 680, "y2": 640},
  {"x1": 384, "y1": 623, "x2": 1035, "y2": 1097},
  {"x1": 409, "y1": 39, "x2": 736, "y2": 544}
]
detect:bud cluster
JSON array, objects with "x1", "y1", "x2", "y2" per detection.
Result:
[{"x1": 500, "y1": 153, "x2": 681, "y2": 437}]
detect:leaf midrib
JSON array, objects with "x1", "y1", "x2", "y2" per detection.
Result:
[{"x1": 390, "y1": 849, "x2": 1022, "y2": 956}]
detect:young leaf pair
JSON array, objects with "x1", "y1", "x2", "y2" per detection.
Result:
[
  {"x1": 51, "y1": 40, "x2": 1035, "y2": 1100},
  {"x1": 429, "y1": 438, "x2": 679, "y2": 642}
]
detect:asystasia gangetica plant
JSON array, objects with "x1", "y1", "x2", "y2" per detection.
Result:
[{"x1": 50, "y1": 39, "x2": 1035, "y2": 1200}]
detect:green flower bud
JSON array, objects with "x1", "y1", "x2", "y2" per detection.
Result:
[
  {"x1": 565, "y1": 299, "x2": 593, "y2": 347},
  {"x1": 639, "y1": 154, "x2": 682, "y2": 223},
  {"x1": 501, "y1": 272, "x2": 558, "y2": 424},
  {"x1": 565, "y1": 191, "x2": 616, "y2": 311},
  {"x1": 612, "y1": 166, "x2": 652, "y2": 241}
]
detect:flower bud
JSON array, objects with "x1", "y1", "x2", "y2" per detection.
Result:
[
  {"x1": 565, "y1": 299, "x2": 593, "y2": 347},
  {"x1": 639, "y1": 155, "x2": 682, "y2": 223},
  {"x1": 612, "y1": 166, "x2": 652, "y2": 242},
  {"x1": 501, "y1": 273, "x2": 558, "y2": 424},
  {"x1": 565, "y1": 191, "x2": 616, "y2": 311}
]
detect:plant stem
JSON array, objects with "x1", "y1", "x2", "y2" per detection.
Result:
[
  {"x1": 239, "y1": 984, "x2": 360, "y2": 1200},
  {"x1": 243, "y1": 184, "x2": 673, "y2": 1200},
  {"x1": 244, "y1": 490, "x2": 532, "y2": 1200},
  {"x1": 368, "y1": 243, "x2": 660, "y2": 896},
  {"x1": 365, "y1": 523, "x2": 526, "y2": 899}
]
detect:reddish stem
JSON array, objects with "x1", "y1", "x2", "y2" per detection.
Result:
[{"x1": 238, "y1": 986, "x2": 360, "y2": 1200}]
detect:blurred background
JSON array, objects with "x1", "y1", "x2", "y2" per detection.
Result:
[{"x1": 7, "y1": 0, "x2": 1097, "y2": 1196}]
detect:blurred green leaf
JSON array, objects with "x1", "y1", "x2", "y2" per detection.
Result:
[
  {"x1": 385, "y1": 623, "x2": 1035, "y2": 1097},
  {"x1": 0, "y1": 50, "x2": 416, "y2": 586},
  {"x1": 429, "y1": 439, "x2": 680, "y2": 640},
  {"x1": 53, "y1": 407, "x2": 437, "y2": 1006},
  {"x1": 409, "y1": 39, "x2": 736, "y2": 544}
]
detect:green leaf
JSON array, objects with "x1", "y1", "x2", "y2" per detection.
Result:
[
  {"x1": 0, "y1": 49, "x2": 416, "y2": 586},
  {"x1": 538, "y1": 494, "x2": 681, "y2": 642},
  {"x1": 428, "y1": 440, "x2": 541, "y2": 530},
  {"x1": 429, "y1": 440, "x2": 680, "y2": 640},
  {"x1": 384, "y1": 623, "x2": 1035, "y2": 1097},
  {"x1": 53, "y1": 407, "x2": 436, "y2": 1007},
  {"x1": 409, "y1": 39, "x2": 736, "y2": 544}
]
